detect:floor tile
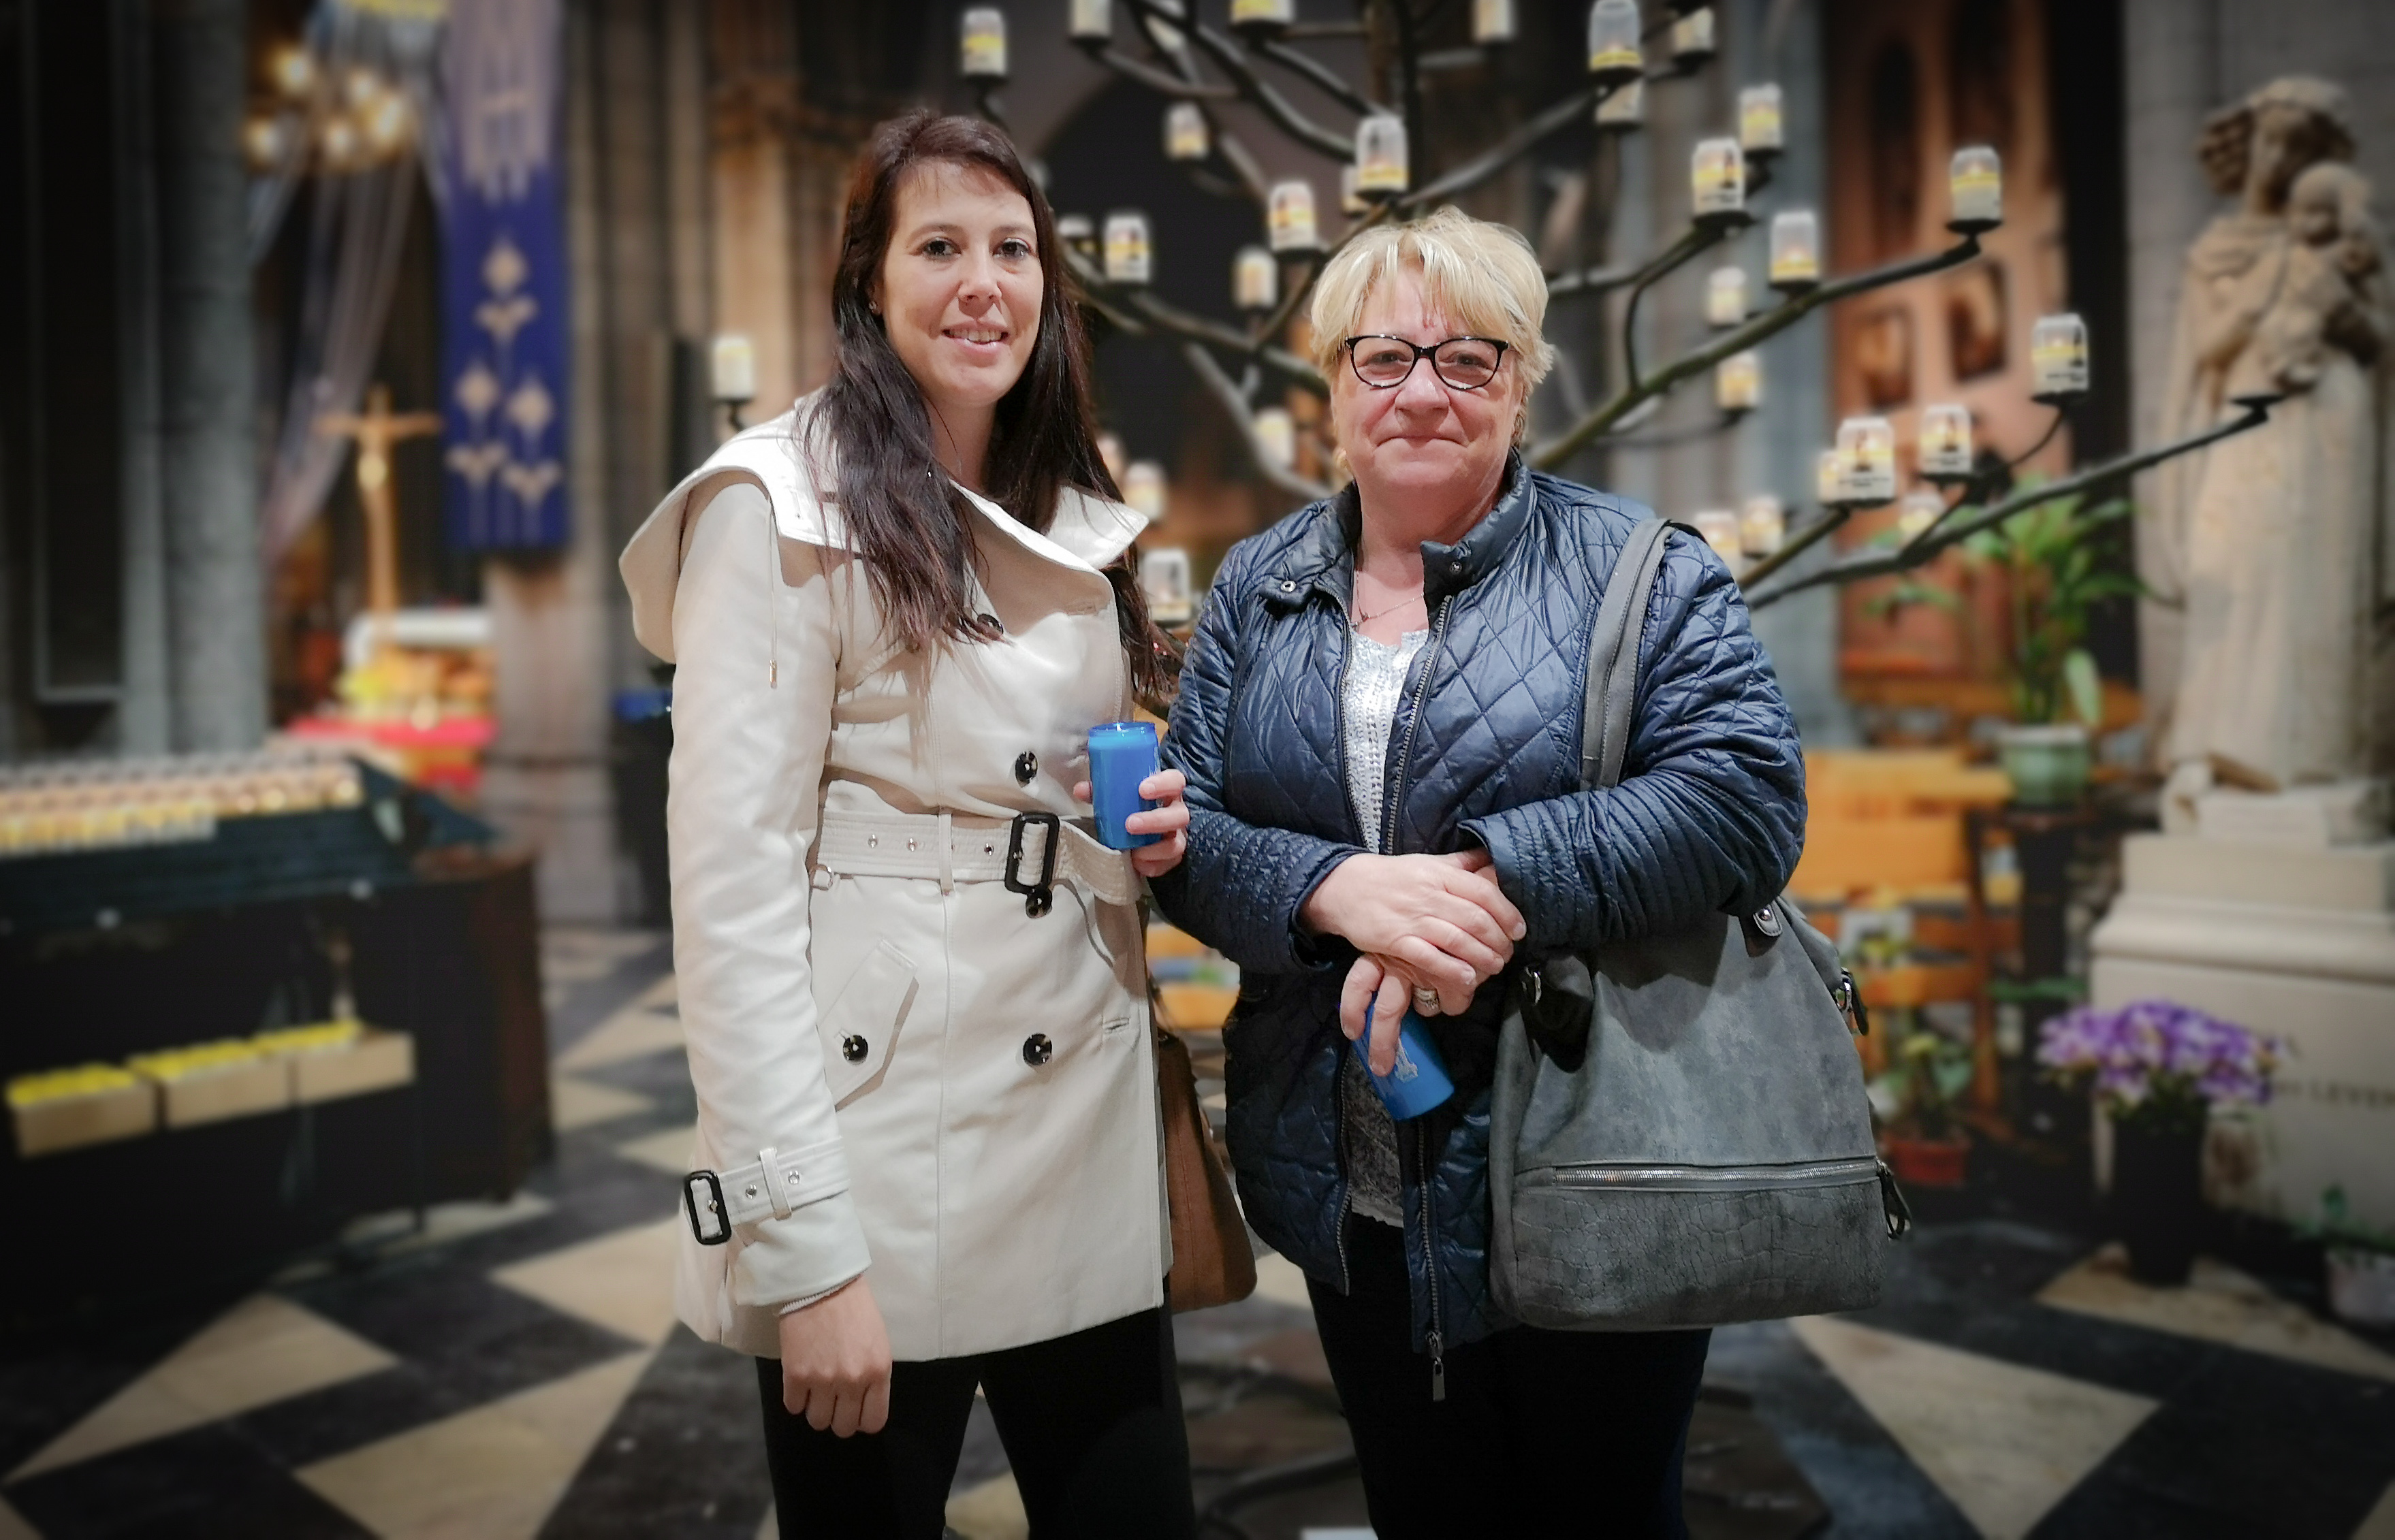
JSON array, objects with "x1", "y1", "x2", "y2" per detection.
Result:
[
  {"x1": 0, "y1": 1494, "x2": 35, "y2": 1539},
  {"x1": 555, "y1": 1004, "x2": 684, "y2": 1073},
  {"x1": 340, "y1": 1193, "x2": 558, "y2": 1257},
  {"x1": 616, "y1": 1125, "x2": 697, "y2": 1176},
  {"x1": 550, "y1": 1075, "x2": 654, "y2": 1132},
  {"x1": 10, "y1": 1422, "x2": 371, "y2": 1539},
  {"x1": 946, "y1": 1473, "x2": 1027, "y2": 1540},
  {"x1": 2357, "y1": 1480, "x2": 2395, "y2": 1540},
  {"x1": 631, "y1": 974, "x2": 676, "y2": 1012},
  {"x1": 10, "y1": 1296, "x2": 396, "y2": 1481},
  {"x1": 533, "y1": 1328, "x2": 768, "y2": 1540},
  {"x1": 2038, "y1": 1245, "x2": 2395, "y2": 1383},
  {"x1": 1252, "y1": 1252, "x2": 1312, "y2": 1311},
  {"x1": 492, "y1": 1220, "x2": 682, "y2": 1347},
  {"x1": 1790, "y1": 1314, "x2": 2157, "y2": 1540},
  {"x1": 298, "y1": 1351, "x2": 651, "y2": 1540}
]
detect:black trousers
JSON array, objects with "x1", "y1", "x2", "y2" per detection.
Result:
[
  {"x1": 1307, "y1": 1215, "x2": 1711, "y2": 1540},
  {"x1": 755, "y1": 1306, "x2": 1195, "y2": 1540}
]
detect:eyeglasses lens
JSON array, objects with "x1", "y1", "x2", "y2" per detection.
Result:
[{"x1": 1350, "y1": 338, "x2": 1502, "y2": 389}]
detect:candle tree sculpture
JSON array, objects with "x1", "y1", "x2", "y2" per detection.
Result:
[{"x1": 994, "y1": 0, "x2": 2267, "y2": 615}]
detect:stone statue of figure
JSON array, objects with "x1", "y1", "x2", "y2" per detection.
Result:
[{"x1": 2151, "y1": 76, "x2": 2388, "y2": 823}]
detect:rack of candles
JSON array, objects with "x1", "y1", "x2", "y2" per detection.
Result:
[{"x1": 0, "y1": 751, "x2": 367, "y2": 861}]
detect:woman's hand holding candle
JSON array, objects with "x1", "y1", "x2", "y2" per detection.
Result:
[{"x1": 1072, "y1": 769, "x2": 1190, "y2": 876}]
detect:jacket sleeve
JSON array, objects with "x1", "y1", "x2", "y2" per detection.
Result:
[
  {"x1": 1461, "y1": 535, "x2": 1807, "y2": 955},
  {"x1": 666, "y1": 480, "x2": 873, "y2": 1309},
  {"x1": 1150, "y1": 549, "x2": 1358, "y2": 975}
]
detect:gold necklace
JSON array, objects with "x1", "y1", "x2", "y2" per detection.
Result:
[{"x1": 1354, "y1": 590, "x2": 1424, "y2": 624}]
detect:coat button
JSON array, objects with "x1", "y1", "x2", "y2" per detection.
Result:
[
  {"x1": 1014, "y1": 751, "x2": 1038, "y2": 785},
  {"x1": 1022, "y1": 1033, "x2": 1053, "y2": 1067},
  {"x1": 842, "y1": 1035, "x2": 869, "y2": 1063}
]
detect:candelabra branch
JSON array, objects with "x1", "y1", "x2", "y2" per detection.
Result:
[
  {"x1": 1734, "y1": 504, "x2": 1856, "y2": 588},
  {"x1": 1254, "y1": 35, "x2": 1384, "y2": 117},
  {"x1": 1533, "y1": 231, "x2": 1984, "y2": 471},
  {"x1": 974, "y1": 84, "x2": 1010, "y2": 134},
  {"x1": 1211, "y1": 120, "x2": 1273, "y2": 205},
  {"x1": 1388, "y1": 0, "x2": 1428, "y2": 194},
  {"x1": 1401, "y1": 85, "x2": 1603, "y2": 210},
  {"x1": 1065, "y1": 246, "x2": 1328, "y2": 394},
  {"x1": 1183, "y1": 342, "x2": 1336, "y2": 502},
  {"x1": 1620, "y1": 222, "x2": 1730, "y2": 395},
  {"x1": 1124, "y1": 0, "x2": 1355, "y2": 160},
  {"x1": 1095, "y1": 46, "x2": 1239, "y2": 99},
  {"x1": 1898, "y1": 405, "x2": 2068, "y2": 554},
  {"x1": 1743, "y1": 403, "x2": 2273, "y2": 609},
  {"x1": 1545, "y1": 258, "x2": 1640, "y2": 299}
]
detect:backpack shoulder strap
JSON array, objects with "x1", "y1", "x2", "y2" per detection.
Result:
[{"x1": 1579, "y1": 516, "x2": 1676, "y2": 791}]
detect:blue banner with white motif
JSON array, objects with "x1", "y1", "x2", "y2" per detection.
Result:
[{"x1": 438, "y1": 0, "x2": 569, "y2": 550}]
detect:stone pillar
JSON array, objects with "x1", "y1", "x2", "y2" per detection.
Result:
[
  {"x1": 112, "y1": 0, "x2": 171, "y2": 755},
  {"x1": 152, "y1": 0, "x2": 265, "y2": 751}
]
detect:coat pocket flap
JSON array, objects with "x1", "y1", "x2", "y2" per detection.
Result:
[{"x1": 816, "y1": 940, "x2": 919, "y2": 1106}]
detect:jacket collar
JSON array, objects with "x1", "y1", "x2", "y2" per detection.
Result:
[{"x1": 1263, "y1": 452, "x2": 1534, "y2": 613}]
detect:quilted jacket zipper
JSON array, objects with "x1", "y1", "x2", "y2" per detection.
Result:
[{"x1": 1416, "y1": 1123, "x2": 1445, "y2": 1401}]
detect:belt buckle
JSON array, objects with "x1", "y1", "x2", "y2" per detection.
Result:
[
  {"x1": 683, "y1": 1169, "x2": 731, "y2": 1245},
  {"x1": 1004, "y1": 812, "x2": 1060, "y2": 917}
]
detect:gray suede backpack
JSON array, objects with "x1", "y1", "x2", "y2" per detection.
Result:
[{"x1": 1489, "y1": 516, "x2": 1912, "y2": 1332}]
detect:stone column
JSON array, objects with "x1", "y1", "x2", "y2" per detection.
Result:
[
  {"x1": 152, "y1": 0, "x2": 266, "y2": 751},
  {"x1": 112, "y1": 0, "x2": 171, "y2": 754}
]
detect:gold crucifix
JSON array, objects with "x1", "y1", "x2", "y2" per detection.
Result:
[{"x1": 318, "y1": 382, "x2": 441, "y2": 658}]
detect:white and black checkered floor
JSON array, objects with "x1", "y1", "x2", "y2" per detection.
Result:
[{"x1": 3, "y1": 931, "x2": 2392, "y2": 1539}]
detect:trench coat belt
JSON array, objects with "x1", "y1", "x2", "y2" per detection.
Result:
[
  {"x1": 682, "y1": 1136, "x2": 850, "y2": 1245},
  {"x1": 812, "y1": 805, "x2": 1141, "y2": 908}
]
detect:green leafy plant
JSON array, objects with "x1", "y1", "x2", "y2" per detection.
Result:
[
  {"x1": 1868, "y1": 1013, "x2": 1975, "y2": 1142},
  {"x1": 1860, "y1": 486, "x2": 2144, "y2": 726}
]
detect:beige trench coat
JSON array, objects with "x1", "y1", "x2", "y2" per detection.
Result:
[{"x1": 618, "y1": 400, "x2": 1166, "y2": 1361}]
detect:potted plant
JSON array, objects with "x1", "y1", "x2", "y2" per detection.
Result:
[
  {"x1": 2038, "y1": 999, "x2": 2281, "y2": 1285},
  {"x1": 1870, "y1": 1014, "x2": 1975, "y2": 1188},
  {"x1": 1865, "y1": 488, "x2": 2140, "y2": 805},
  {"x1": 2302, "y1": 1187, "x2": 2395, "y2": 1329}
]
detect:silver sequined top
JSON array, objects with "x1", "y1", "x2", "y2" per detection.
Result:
[{"x1": 1339, "y1": 626, "x2": 1427, "y2": 1228}]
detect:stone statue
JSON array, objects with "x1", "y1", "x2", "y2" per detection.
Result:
[{"x1": 2150, "y1": 77, "x2": 2388, "y2": 834}]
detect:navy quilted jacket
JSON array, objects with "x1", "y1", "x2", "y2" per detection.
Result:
[{"x1": 1149, "y1": 457, "x2": 1806, "y2": 1355}]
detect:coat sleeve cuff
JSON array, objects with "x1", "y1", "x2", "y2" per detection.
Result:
[{"x1": 730, "y1": 1190, "x2": 876, "y2": 1312}]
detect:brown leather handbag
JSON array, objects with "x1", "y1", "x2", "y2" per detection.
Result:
[{"x1": 1154, "y1": 1023, "x2": 1256, "y2": 1312}]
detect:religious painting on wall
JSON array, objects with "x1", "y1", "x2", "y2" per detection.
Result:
[
  {"x1": 1855, "y1": 308, "x2": 1915, "y2": 408},
  {"x1": 1946, "y1": 262, "x2": 2008, "y2": 379}
]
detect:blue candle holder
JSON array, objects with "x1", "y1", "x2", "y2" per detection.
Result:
[{"x1": 1351, "y1": 1002, "x2": 1455, "y2": 1119}]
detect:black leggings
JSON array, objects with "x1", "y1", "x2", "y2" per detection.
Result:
[
  {"x1": 755, "y1": 1306, "x2": 1195, "y2": 1540},
  {"x1": 1307, "y1": 1215, "x2": 1712, "y2": 1540}
]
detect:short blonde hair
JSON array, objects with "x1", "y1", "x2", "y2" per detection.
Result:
[{"x1": 1308, "y1": 206, "x2": 1557, "y2": 389}]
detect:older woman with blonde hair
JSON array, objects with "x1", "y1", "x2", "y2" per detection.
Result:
[{"x1": 1151, "y1": 207, "x2": 1806, "y2": 1537}]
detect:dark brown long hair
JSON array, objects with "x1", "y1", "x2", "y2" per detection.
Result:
[{"x1": 807, "y1": 110, "x2": 1171, "y2": 699}]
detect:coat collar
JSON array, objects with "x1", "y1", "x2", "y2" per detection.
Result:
[{"x1": 1263, "y1": 451, "x2": 1534, "y2": 613}]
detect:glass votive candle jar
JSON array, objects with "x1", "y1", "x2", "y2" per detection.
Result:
[
  {"x1": 1835, "y1": 415, "x2": 1897, "y2": 503},
  {"x1": 1692, "y1": 138, "x2": 1745, "y2": 223},
  {"x1": 1474, "y1": 0, "x2": 1517, "y2": 44},
  {"x1": 1596, "y1": 78, "x2": 1644, "y2": 131},
  {"x1": 1741, "y1": 494, "x2": 1786, "y2": 556},
  {"x1": 1070, "y1": 0, "x2": 1111, "y2": 44},
  {"x1": 1253, "y1": 406, "x2": 1297, "y2": 470},
  {"x1": 1268, "y1": 180, "x2": 1321, "y2": 252},
  {"x1": 1692, "y1": 510, "x2": 1745, "y2": 571},
  {"x1": 2031, "y1": 312, "x2": 2090, "y2": 400},
  {"x1": 1124, "y1": 460, "x2": 1167, "y2": 522},
  {"x1": 1103, "y1": 210, "x2": 1152, "y2": 285},
  {"x1": 1715, "y1": 351, "x2": 1762, "y2": 413},
  {"x1": 1706, "y1": 266, "x2": 1747, "y2": 327},
  {"x1": 1897, "y1": 489, "x2": 1944, "y2": 539},
  {"x1": 1948, "y1": 145, "x2": 2002, "y2": 232},
  {"x1": 1918, "y1": 402, "x2": 1973, "y2": 478},
  {"x1": 1670, "y1": 7, "x2": 1715, "y2": 66},
  {"x1": 1769, "y1": 209, "x2": 1820, "y2": 289},
  {"x1": 959, "y1": 7, "x2": 1007, "y2": 80},
  {"x1": 1141, "y1": 548, "x2": 1194, "y2": 626},
  {"x1": 1816, "y1": 448, "x2": 1843, "y2": 504},
  {"x1": 1234, "y1": 246, "x2": 1278, "y2": 311},
  {"x1": 1739, "y1": 83, "x2": 1783, "y2": 155},
  {"x1": 1355, "y1": 114, "x2": 1409, "y2": 195},
  {"x1": 1586, "y1": 0, "x2": 1643, "y2": 83},
  {"x1": 1057, "y1": 212, "x2": 1096, "y2": 260},
  {"x1": 1165, "y1": 102, "x2": 1208, "y2": 162},
  {"x1": 1231, "y1": 0, "x2": 1295, "y2": 35},
  {"x1": 1339, "y1": 164, "x2": 1367, "y2": 215}
]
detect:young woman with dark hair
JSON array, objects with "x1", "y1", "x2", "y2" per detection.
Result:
[{"x1": 620, "y1": 109, "x2": 1196, "y2": 1539}]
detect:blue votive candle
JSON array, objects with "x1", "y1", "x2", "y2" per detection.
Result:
[
  {"x1": 1088, "y1": 720, "x2": 1160, "y2": 850},
  {"x1": 1352, "y1": 1002, "x2": 1456, "y2": 1119}
]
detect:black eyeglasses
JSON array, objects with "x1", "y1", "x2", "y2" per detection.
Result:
[{"x1": 1343, "y1": 334, "x2": 1512, "y2": 391}]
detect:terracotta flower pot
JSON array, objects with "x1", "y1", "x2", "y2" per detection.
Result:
[
  {"x1": 2112, "y1": 1119, "x2": 2204, "y2": 1285},
  {"x1": 1884, "y1": 1132, "x2": 1969, "y2": 1189}
]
